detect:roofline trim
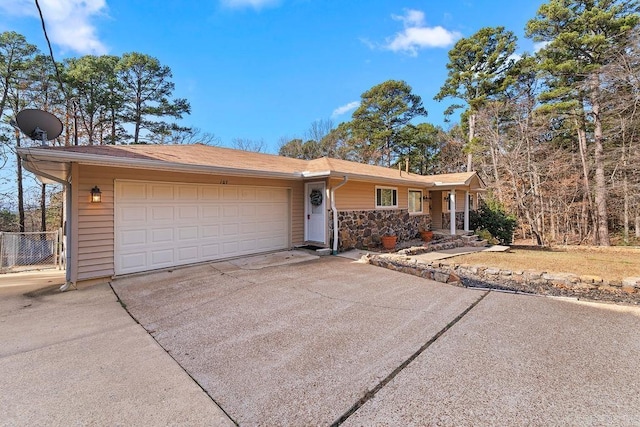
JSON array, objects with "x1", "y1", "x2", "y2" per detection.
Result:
[{"x1": 18, "y1": 147, "x2": 303, "y2": 181}]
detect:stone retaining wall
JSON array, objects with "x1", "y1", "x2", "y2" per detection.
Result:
[
  {"x1": 364, "y1": 254, "x2": 640, "y2": 303},
  {"x1": 329, "y1": 210, "x2": 431, "y2": 251}
]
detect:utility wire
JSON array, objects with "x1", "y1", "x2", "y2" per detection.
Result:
[{"x1": 34, "y1": 0, "x2": 68, "y2": 102}]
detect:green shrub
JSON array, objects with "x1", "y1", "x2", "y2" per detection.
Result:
[
  {"x1": 474, "y1": 228, "x2": 499, "y2": 245},
  {"x1": 470, "y1": 197, "x2": 517, "y2": 245}
]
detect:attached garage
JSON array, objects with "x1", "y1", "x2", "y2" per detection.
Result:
[
  {"x1": 17, "y1": 143, "x2": 485, "y2": 288},
  {"x1": 115, "y1": 180, "x2": 290, "y2": 275}
]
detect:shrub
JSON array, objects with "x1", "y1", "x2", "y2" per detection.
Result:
[{"x1": 470, "y1": 197, "x2": 517, "y2": 245}]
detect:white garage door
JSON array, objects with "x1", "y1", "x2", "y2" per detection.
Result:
[{"x1": 115, "y1": 181, "x2": 290, "y2": 275}]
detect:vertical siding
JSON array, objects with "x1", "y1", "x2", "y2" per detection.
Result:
[{"x1": 76, "y1": 165, "x2": 304, "y2": 281}]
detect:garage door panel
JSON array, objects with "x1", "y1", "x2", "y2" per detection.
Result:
[
  {"x1": 178, "y1": 226, "x2": 198, "y2": 241},
  {"x1": 115, "y1": 181, "x2": 289, "y2": 275},
  {"x1": 178, "y1": 246, "x2": 198, "y2": 261},
  {"x1": 151, "y1": 228, "x2": 174, "y2": 243},
  {"x1": 119, "y1": 183, "x2": 146, "y2": 200},
  {"x1": 150, "y1": 206, "x2": 173, "y2": 221},
  {"x1": 149, "y1": 184, "x2": 175, "y2": 200},
  {"x1": 201, "y1": 187, "x2": 219, "y2": 200},
  {"x1": 240, "y1": 205, "x2": 256, "y2": 217},
  {"x1": 120, "y1": 206, "x2": 146, "y2": 222},
  {"x1": 240, "y1": 222, "x2": 257, "y2": 234},
  {"x1": 120, "y1": 252, "x2": 146, "y2": 271},
  {"x1": 178, "y1": 186, "x2": 198, "y2": 200},
  {"x1": 151, "y1": 249, "x2": 174, "y2": 266},
  {"x1": 120, "y1": 229, "x2": 147, "y2": 246},
  {"x1": 223, "y1": 206, "x2": 238, "y2": 217},
  {"x1": 202, "y1": 206, "x2": 220, "y2": 219},
  {"x1": 222, "y1": 187, "x2": 239, "y2": 200},
  {"x1": 201, "y1": 243, "x2": 219, "y2": 257},
  {"x1": 222, "y1": 241, "x2": 239, "y2": 254},
  {"x1": 202, "y1": 225, "x2": 220, "y2": 238},
  {"x1": 240, "y1": 188, "x2": 256, "y2": 200},
  {"x1": 178, "y1": 206, "x2": 198, "y2": 220},
  {"x1": 222, "y1": 223, "x2": 239, "y2": 236}
]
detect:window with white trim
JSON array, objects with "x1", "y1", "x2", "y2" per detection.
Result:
[
  {"x1": 375, "y1": 187, "x2": 397, "y2": 208},
  {"x1": 408, "y1": 189, "x2": 423, "y2": 214}
]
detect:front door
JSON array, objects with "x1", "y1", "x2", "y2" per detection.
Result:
[{"x1": 305, "y1": 182, "x2": 326, "y2": 243}]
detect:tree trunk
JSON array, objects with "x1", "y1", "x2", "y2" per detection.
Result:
[
  {"x1": 575, "y1": 118, "x2": 595, "y2": 243},
  {"x1": 590, "y1": 77, "x2": 610, "y2": 246},
  {"x1": 467, "y1": 112, "x2": 476, "y2": 172}
]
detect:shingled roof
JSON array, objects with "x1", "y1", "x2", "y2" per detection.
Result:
[{"x1": 18, "y1": 143, "x2": 485, "y2": 189}]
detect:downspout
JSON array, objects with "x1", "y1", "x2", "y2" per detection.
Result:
[
  {"x1": 59, "y1": 183, "x2": 72, "y2": 291},
  {"x1": 330, "y1": 176, "x2": 348, "y2": 255},
  {"x1": 23, "y1": 162, "x2": 73, "y2": 291}
]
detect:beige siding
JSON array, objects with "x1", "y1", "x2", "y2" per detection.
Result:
[
  {"x1": 331, "y1": 178, "x2": 428, "y2": 212},
  {"x1": 76, "y1": 165, "x2": 304, "y2": 281}
]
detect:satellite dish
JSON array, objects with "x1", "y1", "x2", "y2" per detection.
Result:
[{"x1": 15, "y1": 109, "x2": 63, "y2": 145}]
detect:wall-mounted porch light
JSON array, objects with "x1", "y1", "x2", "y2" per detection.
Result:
[{"x1": 90, "y1": 186, "x2": 102, "y2": 203}]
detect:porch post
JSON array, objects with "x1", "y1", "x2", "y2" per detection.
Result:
[
  {"x1": 464, "y1": 191, "x2": 470, "y2": 232},
  {"x1": 449, "y1": 190, "x2": 456, "y2": 235}
]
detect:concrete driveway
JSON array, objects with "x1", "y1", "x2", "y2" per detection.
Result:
[
  {"x1": 0, "y1": 271, "x2": 233, "y2": 426},
  {"x1": 111, "y1": 253, "x2": 640, "y2": 426}
]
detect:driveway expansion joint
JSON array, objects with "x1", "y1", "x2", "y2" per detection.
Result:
[
  {"x1": 108, "y1": 281, "x2": 239, "y2": 426},
  {"x1": 330, "y1": 290, "x2": 490, "y2": 426}
]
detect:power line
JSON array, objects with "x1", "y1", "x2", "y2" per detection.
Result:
[{"x1": 34, "y1": 0, "x2": 68, "y2": 102}]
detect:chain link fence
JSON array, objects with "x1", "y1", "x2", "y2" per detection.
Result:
[{"x1": 0, "y1": 230, "x2": 64, "y2": 273}]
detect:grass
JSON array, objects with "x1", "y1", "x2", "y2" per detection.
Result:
[{"x1": 453, "y1": 247, "x2": 640, "y2": 282}]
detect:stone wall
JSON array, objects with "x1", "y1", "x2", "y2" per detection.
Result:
[
  {"x1": 329, "y1": 210, "x2": 431, "y2": 251},
  {"x1": 363, "y1": 254, "x2": 640, "y2": 304},
  {"x1": 442, "y1": 212, "x2": 465, "y2": 230}
]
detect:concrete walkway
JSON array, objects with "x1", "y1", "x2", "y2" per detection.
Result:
[{"x1": 0, "y1": 272, "x2": 233, "y2": 426}]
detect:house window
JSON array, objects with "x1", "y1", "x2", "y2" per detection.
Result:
[
  {"x1": 469, "y1": 194, "x2": 475, "y2": 210},
  {"x1": 376, "y1": 187, "x2": 397, "y2": 208},
  {"x1": 408, "y1": 189, "x2": 423, "y2": 214}
]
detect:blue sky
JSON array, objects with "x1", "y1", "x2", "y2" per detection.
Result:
[{"x1": 1, "y1": 0, "x2": 545, "y2": 154}]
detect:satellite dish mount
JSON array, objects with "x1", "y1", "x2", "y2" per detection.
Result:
[{"x1": 14, "y1": 109, "x2": 63, "y2": 146}]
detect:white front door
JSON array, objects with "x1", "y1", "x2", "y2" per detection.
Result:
[{"x1": 305, "y1": 182, "x2": 326, "y2": 243}]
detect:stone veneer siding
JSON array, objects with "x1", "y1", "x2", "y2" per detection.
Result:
[
  {"x1": 442, "y1": 212, "x2": 465, "y2": 230},
  {"x1": 329, "y1": 209, "x2": 431, "y2": 251}
]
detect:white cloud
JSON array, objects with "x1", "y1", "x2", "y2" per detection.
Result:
[
  {"x1": 332, "y1": 101, "x2": 360, "y2": 118},
  {"x1": 0, "y1": 0, "x2": 108, "y2": 55},
  {"x1": 391, "y1": 9, "x2": 425, "y2": 27},
  {"x1": 221, "y1": 0, "x2": 280, "y2": 9},
  {"x1": 533, "y1": 41, "x2": 549, "y2": 53},
  {"x1": 382, "y1": 9, "x2": 461, "y2": 56}
]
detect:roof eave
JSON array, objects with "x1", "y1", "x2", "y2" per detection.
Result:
[{"x1": 17, "y1": 147, "x2": 303, "y2": 181}]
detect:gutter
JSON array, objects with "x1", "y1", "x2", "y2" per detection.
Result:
[
  {"x1": 330, "y1": 176, "x2": 348, "y2": 255},
  {"x1": 18, "y1": 148, "x2": 303, "y2": 181},
  {"x1": 21, "y1": 161, "x2": 73, "y2": 291}
]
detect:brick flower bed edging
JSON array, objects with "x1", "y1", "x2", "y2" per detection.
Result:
[{"x1": 363, "y1": 254, "x2": 640, "y2": 304}]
